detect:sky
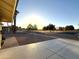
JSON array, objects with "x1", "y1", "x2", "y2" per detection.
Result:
[{"x1": 16, "y1": 0, "x2": 79, "y2": 29}]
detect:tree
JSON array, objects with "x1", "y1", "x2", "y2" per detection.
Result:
[
  {"x1": 77, "y1": 29, "x2": 79, "y2": 31},
  {"x1": 65, "y1": 25, "x2": 74, "y2": 31},
  {"x1": 33, "y1": 24, "x2": 38, "y2": 30},
  {"x1": 58, "y1": 27, "x2": 64, "y2": 31},
  {"x1": 43, "y1": 26, "x2": 48, "y2": 30},
  {"x1": 27, "y1": 24, "x2": 33, "y2": 30},
  {"x1": 18, "y1": 27, "x2": 21, "y2": 30},
  {"x1": 48, "y1": 24, "x2": 56, "y2": 32},
  {"x1": 78, "y1": 24, "x2": 79, "y2": 30},
  {"x1": 43, "y1": 24, "x2": 56, "y2": 32}
]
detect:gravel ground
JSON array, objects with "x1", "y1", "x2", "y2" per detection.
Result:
[
  {"x1": 35, "y1": 31, "x2": 79, "y2": 40},
  {"x1": 3, "y1": 31, "x2": 55, "y2": 46},
  {"x1": 3, "y1": 31, "x2": 79, "y2": 46}
]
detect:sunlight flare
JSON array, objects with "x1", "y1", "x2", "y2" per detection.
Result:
[{"x1": 20, "y1": 13, "x2": 48, "y2": 29}]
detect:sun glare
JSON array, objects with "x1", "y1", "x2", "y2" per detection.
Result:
[{"x1": 21, "y1": 13, "x2": 47, "y2": 29}]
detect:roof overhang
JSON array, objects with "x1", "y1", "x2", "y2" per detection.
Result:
[{"x1": 0, "y1": 0, "x2": 18, "y2": 22}]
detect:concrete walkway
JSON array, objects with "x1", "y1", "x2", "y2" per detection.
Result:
[
  {"x1": 2, "y1": 37, "x2": 19, "y2": 49},
  {"x1": 0, "y1": 38, "x2": 79, "y2": 59}
]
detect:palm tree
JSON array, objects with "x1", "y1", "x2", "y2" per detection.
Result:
[
  {"x1": 13, "y1": 0, "x2": 19, "y2": 33},
  {"x1": 13, "y1": 10, "x2": 19, "y2": 33}
]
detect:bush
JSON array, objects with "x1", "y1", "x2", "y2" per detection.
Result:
[{"x1": 65, "y1": 25, "x2": 74, "y2": 31}]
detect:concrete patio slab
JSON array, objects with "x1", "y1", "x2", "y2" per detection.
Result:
[
  {"x1": 0, "y1": 43, "x2": 54, "y2": 59},
  {"x1": 57, "y1": 45, "x2": 79, "y2": 59},
  {"x1": 0, "y1": 38, "x2": 79, "y2": 59},
  {"x1": 37, "y1": 39, "x2": 68, "y2": 52},
  {"x1": 48, "y1": 54, "x2": 64, "y2": 59}
]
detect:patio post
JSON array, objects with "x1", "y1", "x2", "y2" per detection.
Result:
[{"x1": 0, "y1": 22, "x2": 2, "y2": 48}]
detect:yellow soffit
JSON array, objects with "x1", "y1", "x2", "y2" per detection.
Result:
[{"x1": 0, "y1": 0, "x2": 17, "y2": 22}]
